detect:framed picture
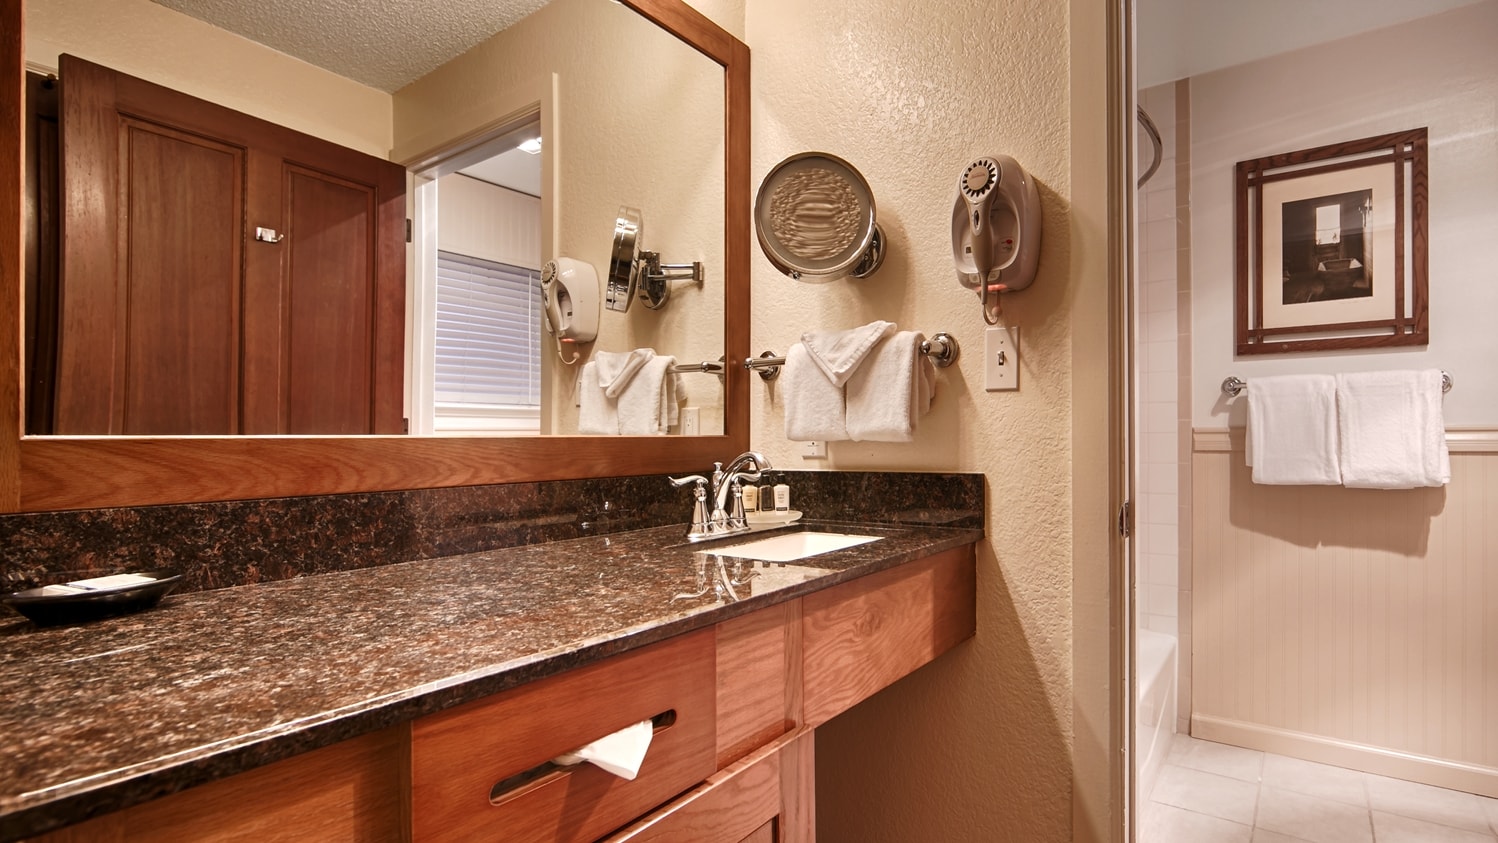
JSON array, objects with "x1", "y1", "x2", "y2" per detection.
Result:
[{"x1": 1235, "y1": 128, "x2": 1428, "y2": 355}]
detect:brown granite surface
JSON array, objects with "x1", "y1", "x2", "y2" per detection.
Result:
[
  {"x1": 0, "y1": 471, "x2": 983, "y2": 600},
  {"x1": 0, "y1": 519, "x2": 981, "y2": 840}
]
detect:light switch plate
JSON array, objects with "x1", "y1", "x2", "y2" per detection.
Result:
[{"x1": 985, "y1": 326, "x2": 1019, "y2": 391}]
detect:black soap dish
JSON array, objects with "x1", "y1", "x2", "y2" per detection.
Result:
[{"x1": 3, "y1": 570, "x2": 181, "y2": 626}]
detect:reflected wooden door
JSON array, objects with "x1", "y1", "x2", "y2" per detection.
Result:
[{"x1": 56, "y1": 56, "x2": 404, "y2": 435}]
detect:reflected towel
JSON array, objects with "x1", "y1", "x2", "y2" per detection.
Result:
[
  {"x1": 1336, "y1": 369, "x2": 1449, "y2": 489},
  {"x1": 1245, "y1": 374, "x2": 1340, "y2": 485},
  {"x1": 594, "y1": 349, "x2": 655, "y2": 398},
  {"x1": 618, "y1": 355, "x2": 678, "y2": 435},
  {"x1": 846, "y1": 331, "x2": 935, "y2": 442},
  {"x1": 783, "y1": 342, "x2": 848, "y2": 441},
  {"x1": 578, "y1": 361, "x2": 618, "y2": 434}
]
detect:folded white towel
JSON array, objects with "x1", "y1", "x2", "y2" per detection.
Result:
[
  {"x1": 618, "y1": 355, "x2": 677, "y2": 435},
  {"x1": 553, "y1": 719, "x2": 654, "y2": 781},
  {"x1": 1245, "y1": 374, "x2": 1341, "y2": 485},
  {"x1": 578, "y1": 361, "x2": 618, "y2": 434},
  {"x1": 783, "y1": 342, "x2": 848, "y2": 441},
  {"x1": 1336, "y1": 369, "x2": 1449, "y2": 489},
  {"x1": 801, "y1": 321, "x2": 896, "y2": 386},
  {"x1": 594, "y1": 349, "x2": 655, "y2": 398},
  {"x1": 846, "y1": 331, "x2": 935, "y2": 442}
]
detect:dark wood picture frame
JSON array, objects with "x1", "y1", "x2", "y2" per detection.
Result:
[{"x1": 1235, "y1": 127, "x2": 1428, "y2": 355}]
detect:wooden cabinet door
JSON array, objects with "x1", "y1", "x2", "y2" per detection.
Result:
[{"x1": 56, "y1": 56, "x2": 404, "y2": 434}]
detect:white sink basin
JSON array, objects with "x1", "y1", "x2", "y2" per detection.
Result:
[{"x1": 707, "y1": 531, "x2": 883, "y2": 562}]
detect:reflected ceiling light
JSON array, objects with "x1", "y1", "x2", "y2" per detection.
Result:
[{"x1": 517, "y1": 138, "x2": 542, "y2": 154}]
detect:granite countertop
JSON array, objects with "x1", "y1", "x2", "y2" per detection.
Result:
[{"x1": 0, "y1": 519, "x2": 980, "y2": 840}]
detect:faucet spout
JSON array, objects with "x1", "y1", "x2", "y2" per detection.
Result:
[{"x1": 713, "y1": 451, "x2": 772, "y2": 515}]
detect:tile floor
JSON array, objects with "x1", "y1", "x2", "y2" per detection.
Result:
[{"x1": 1141, "y1": 735, "x2": 1498, "y2": 842}]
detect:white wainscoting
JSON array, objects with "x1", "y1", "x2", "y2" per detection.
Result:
[{"x1": 1191, "y1": 428, "x2": 1498, "y2": 797}]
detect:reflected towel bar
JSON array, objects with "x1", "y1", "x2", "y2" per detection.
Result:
[
  {"x1": 743, "y1": 332, "x2": 959, "y2": 381},
  {"x1": 1221, "y1": 371, "x2": 1452, "y2": 398},
  {"x1": 670, "y1": 360, "x2": 725, "y2": 376}
]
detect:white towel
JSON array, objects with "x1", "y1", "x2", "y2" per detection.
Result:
[
  {"x1": 594, "y1": 349, "x2": 654, "y2": 398},
  {"x1": 618, "y1": 355, "x2": 677, "y2": 435},
  {"x1": 1335, "y1": 369, "x2": 1449, "y2": 489},
  {"x1": 1245, "y1": 374, "x2": 1340, "y2": 485},
  {"x1": 846, "y1": 331, "x2": 935, "y2": 442},
  {"x1": 783, "y1": 342, "x2": 848, "y2": 441},
  {"x1": 578, "y1": 361, "x2": 618, "y2": 434},
  {"x1": 801, "y1": 321, "x2": 896, "y2": 386}
]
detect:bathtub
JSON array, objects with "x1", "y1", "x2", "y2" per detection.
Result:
[{"x1": 1135, "y1": 628, "x2": 1178, "y2": 805}]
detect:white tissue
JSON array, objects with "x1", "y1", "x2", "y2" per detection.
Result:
[{"x1": 552, "y1": 719, "x2": 654, "y2": 780}]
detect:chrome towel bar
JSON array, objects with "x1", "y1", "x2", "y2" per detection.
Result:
[
  {"x1": 670, "y1": 360, "x2": 725, "y2": 376},
  {"x1": 743, "y1": 332, "x2": 959, "y2": 381},
  {"x1": 1222, "y1": 371, "x2": 1452, "y2": 398}
]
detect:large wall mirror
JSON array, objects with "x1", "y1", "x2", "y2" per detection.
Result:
[{"x1": 0, "y1": 0, "x2": 750, "y2": 511}]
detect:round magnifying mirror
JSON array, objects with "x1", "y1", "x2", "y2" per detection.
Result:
[
  {"x1": 754, "y1": 152, "x2": 885, "y2": 281},
  {"x1": 606, "y1": 206, "x2": 643, "y2": 312}
]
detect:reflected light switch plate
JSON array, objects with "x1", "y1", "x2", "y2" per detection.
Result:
[{"x1": 985, "y1": 326, "x2": 1019, "y2": 391}]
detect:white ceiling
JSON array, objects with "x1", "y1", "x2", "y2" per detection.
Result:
[
  {"x1": 1136, "y1": 0, "x2": 1489, "y2": 87},
  {"x1": 460, "y1": 147, "x2": 542, "y2": 197},
  {"x1": 151, "y1": 0, "x2": 550, "y2": 92}
]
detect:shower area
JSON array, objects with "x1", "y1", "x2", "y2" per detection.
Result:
[{"x1": 1129, "y1": 2, "x2": 1498, "y2": 840}]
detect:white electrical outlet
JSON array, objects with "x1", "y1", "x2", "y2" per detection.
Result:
[
  {"x1": 801, "y1": 439, "x2": 827, "y2": 459},
  {"x1": 985, "y1": 326, "x2": 1019, "y2": 391},
  {"x1": 681, "y1": 407, "x2": 700, "y2": 436}
]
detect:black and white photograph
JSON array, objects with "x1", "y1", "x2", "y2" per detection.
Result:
[{"x1": 1279, "y1": 189, "x2": 1373, "y2": 304}]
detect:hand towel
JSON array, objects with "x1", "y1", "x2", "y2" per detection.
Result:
[
  {"x1": 1244, "y1": 374, "x2": 1340, "y2": 485},
  {"x1": 801, "y1": 321, "x2": 896, "y2": 386},
  {"x1": 783, "y1": 342, "x2": 849, "y2": 441},
  {"x1": 846, "y1": 331, "x2": 935, "y2": 442},
  {"x1": 594, "y1": 349, "x2": 655, "y2": 398},
  {"x1": 552, "y1": 719, "x2": 654, "y2": 781},
  {"x1": 618, "y1": 355, "x2": 676, "y2": 435},
  {"x1": 578, "y1": 361, "x2": 619, "y2": 434},
  {"x1": 1335, "y1": 369, "x2": 1449, "y2": 489}
]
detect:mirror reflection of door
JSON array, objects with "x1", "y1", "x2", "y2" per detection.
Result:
[
  {"x1": 411, "y1": 120, "x2": 545, "y2": 435},
  {"x1": 37, "y1": 56, "x2": 406, "y2": 435}
]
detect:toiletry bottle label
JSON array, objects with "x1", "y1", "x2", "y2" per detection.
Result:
[
  {"x1": 773, "y1": 483, "x2": 790, "y2": 512},
  {"x1": 742, "y1": 485, "x2": 759, "y2": 512}
]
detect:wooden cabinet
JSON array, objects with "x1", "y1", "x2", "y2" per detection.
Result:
[{"x1": 26, "y1": 545, "x2": 975, "y2": 843}]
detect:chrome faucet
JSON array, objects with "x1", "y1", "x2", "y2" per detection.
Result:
[{"x1": 669, "y1": 450, "x2": 773, "y2": 541}]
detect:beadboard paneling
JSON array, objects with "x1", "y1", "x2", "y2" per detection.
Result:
[{"x1": 1191, "y1": 435, "x2": 1498, "y2": 796}]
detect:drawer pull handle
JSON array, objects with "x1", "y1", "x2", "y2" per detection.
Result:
[{"x1": 488, "y1": 710, "x2": 678, "y2": 805}]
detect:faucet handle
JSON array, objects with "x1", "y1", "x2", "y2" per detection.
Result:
[{"x1": 668, "y1": 474, "x2": 709, "y2": 488}]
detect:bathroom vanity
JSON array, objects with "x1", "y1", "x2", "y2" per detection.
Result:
[{"x1": 0, "y1": 521, "x2": 977, "y2": 842}]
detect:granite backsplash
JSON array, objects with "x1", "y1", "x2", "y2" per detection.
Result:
[{"x1": 0, "y1": 471, "x2": 983, "y2": 599}]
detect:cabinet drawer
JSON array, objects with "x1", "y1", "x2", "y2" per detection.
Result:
[
  {"x1": 603, "y1": 728, "x2": 814, "y2": 843},
  {"x1": 411, "y1": 630, "x2": 717, "y2": 842},
  {"x1": 802, "y1": 545, "x2": 976, "y2": 727}
]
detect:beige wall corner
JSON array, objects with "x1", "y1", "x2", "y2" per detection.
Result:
[{"x1": 743, "y1": 0, "x2": 1105, "y2": 838}]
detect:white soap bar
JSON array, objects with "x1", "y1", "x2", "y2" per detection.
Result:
[{"x1": 39, "y1": 584, "x2": 88, "y2": 596}]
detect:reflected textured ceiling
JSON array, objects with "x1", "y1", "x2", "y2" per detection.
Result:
[{"x1": 151, "y1": 0, "x2": 550, "y2": 92}]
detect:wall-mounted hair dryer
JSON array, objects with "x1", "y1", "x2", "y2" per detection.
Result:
[
  {"x1": 540, "y1": 257, "x2": 600, "y2": 364},
  {"x1": 951, "y1": 155, "x2": 1041, "y2": 324}
]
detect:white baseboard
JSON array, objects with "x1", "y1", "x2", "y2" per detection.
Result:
[{"x1": 1191, "y1": 714, "x2": 1498, "y2": 798}]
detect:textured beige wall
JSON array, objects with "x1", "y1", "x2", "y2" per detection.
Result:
[
  {"x1": 744, "y1": 0, "x2": 1094, "y2": 838},
  {"x1": 396, "y1": 0, "x2": 727, "y2": 436},
  {"x1": 24, "y1": 0, "x2": 391, "y2": 156}
]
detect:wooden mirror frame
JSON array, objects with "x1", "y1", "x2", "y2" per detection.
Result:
[{"x1": 0, "y1": 0, "x2": 750, "y2": 513}]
